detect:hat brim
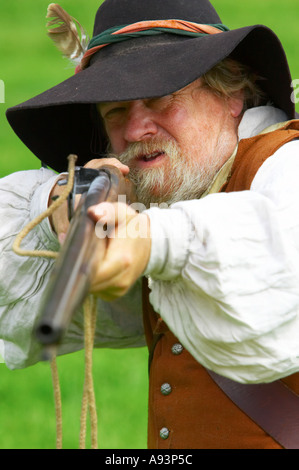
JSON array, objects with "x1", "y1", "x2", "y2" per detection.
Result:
[{"x1": 6, "y1": 25, "x2": 294, "y2": 172}]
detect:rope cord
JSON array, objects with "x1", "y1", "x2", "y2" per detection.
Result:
[
  {"x1": 50, "y1": 356, "x2": 63, "y2": 449},
  {"x1": 80, "y1": 295, "x2": 98, "y2": 449},
  {"x1": 12, "y1": 154, "x2": 99, "y2": 449}
]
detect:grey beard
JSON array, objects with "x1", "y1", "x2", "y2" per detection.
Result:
[
  {"x1": 127, "y1": 162, "x2": 215, "y2": 208},
  {"x1": 110, "y1": 140, "x2": 220, "y2": 208}
]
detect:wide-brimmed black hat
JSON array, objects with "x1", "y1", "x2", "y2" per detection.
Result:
[{"x1": 6, "y1": 0, "x2": 295, "y2": 173}]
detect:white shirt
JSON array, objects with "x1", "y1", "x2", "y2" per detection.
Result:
[{"x1": 1, "y1": 106, "x2": 299, "y2": 384}]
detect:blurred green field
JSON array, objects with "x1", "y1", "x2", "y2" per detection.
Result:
[{"x1": 0, "y1": 0, "x2": 298, "y2": 449}]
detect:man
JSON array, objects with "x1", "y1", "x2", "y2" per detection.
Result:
[{"x1": 1, "y1": 0, "x2": 299, "y2": 448}]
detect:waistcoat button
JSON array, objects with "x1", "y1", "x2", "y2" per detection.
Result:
[
  {"x1": 161, "y1": 383, "x2": 172, "y2": 395},
  {"x1": 159, "y1": 427, "x2": 170, "y2": 440},
  {"x1": 171, "y1": 343, "x2": 183, "y2": 355}
]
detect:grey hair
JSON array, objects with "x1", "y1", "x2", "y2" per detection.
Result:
[{"x1": 202, "y1": 58, "x2": 267, "y2": 111}]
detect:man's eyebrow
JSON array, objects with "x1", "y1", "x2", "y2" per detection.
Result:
[
  {"x1": 96, "y1": 102, "x2": 113, "y2": 115},
  {"x1": 97, "y1": 101, "x2": 129, "y2": 111},
  {"x1": 97, "y1": 102, "x2": 110, "y2": 109}
]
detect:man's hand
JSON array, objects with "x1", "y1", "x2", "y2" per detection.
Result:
[
  {"x1": 48, "y1": 158, "x2": 130, "y2": 241},
  {"x1": 48, "y1": 157, "x2": 151, "y2": 301},
  {"x1": 87, "y1": 202, "x2": 151, "y2": 301}
]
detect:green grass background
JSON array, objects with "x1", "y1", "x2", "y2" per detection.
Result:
[{"x1": 0, "y1": 0, "x2": 298, "y2": 449}]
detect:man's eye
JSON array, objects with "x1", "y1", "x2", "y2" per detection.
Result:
[
  {"x1": 147, "y1": 95, "x2": 173, "y2": 111},
  {"x1": 104, "y1": 107, "x2": 126, "y2": 120}
]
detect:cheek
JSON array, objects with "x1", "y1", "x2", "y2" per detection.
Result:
[
  {"x1": 163, "y1": 106, "x2": 197, "y2": 143},
  {"x1": 105, "y1": 126, "x2": 125, "y2": 154},
  {"x1": 174, "y1": 112, "x2": 229, "y2": 162}
]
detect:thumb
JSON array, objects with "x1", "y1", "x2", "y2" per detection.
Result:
[
  {"x1": 58, "y1": 232, "x2": 67, "y2": 245},
  {"x1": 88, "y1": 202, "x2": 136, "y2": 226}
]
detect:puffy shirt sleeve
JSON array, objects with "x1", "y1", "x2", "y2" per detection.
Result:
[
  {"x1": 144, "y1": 140, "x2": 299, "y2": 384},
  {"x1": 0, "y1": 168, "x2": 144, "y2": 370}
]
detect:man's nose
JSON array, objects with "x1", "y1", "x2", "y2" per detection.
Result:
[{"x1": 124, "y1": 100, "x2": 159, "y2": 143}]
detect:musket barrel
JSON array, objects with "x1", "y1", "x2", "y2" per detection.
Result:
[{"x1": 35, "y1": 168, "x2": 118, "y2": 348}]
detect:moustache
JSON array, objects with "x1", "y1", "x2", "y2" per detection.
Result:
[{"x1": 114, "y1": 139, "x2": 181, "y2": 166}]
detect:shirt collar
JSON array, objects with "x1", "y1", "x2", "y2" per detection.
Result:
[
  {"x1": 238, "y1": 105, "x2": 288, "y2": 140},
  {"x1": 202, "y1": 106, "x2": 288, "y2": 197}
]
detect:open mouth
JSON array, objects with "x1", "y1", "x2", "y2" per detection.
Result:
[{"x1": 139, "y1": 151, "x2": 165, "y2": 162}]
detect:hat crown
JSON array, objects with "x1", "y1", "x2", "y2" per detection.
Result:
[{"x1": 93, "y1": 0, "x2": 222, "y2": 35}]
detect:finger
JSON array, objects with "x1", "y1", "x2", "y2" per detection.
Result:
[
  {"x1": 88, "y1": 202, "x2": 116, "y2": 226},
  {"x1": 90, "y1": 261, "x2": 133, "y2": 299},
  {"x1": 94, "y1": 239, "x2": 134, "y2": 283},
  {"x1": 58, "y1": 232, "x2": 67, "y2": 245},
  {"x1": 90, "y1": 218, "x2": 150, "y2": 293},
  {"x1": 88, "y1": 202, "x2": 136, "y2": 227},
  {"x1": 84, "y1": 158, "x2": 130, "y2": 175}
]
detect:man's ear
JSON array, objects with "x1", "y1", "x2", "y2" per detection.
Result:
[{"x1": 227, "y1": 91, "x2": 245, "y2": 118}]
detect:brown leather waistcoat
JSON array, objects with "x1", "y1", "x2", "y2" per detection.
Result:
[{"x1": 142, "y1": 120, "x2": 299, "y2": 449}]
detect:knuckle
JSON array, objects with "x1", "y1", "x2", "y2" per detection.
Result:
[
  {"x1": 84, "y1": 158, "x2": 101, "y2": 168},
  {"x1": 105, "y1": 157, "x2": 120, "y2": 164},
  {"x1": 121, "y1": 252, "x2": 133, "y2": 270}
]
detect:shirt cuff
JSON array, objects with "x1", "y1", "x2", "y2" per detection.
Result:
[
  {"x1": 143, "y1": 206, "x2": 192, "y2": 280},
  {"x1": 30, "y1": 171, "x2": 67, "y2": 249}
]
